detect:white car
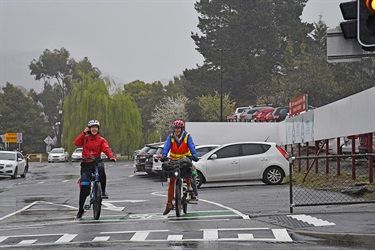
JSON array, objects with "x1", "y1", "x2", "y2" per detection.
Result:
[
  {"x1": 48, "y1": 148, "x2": 69, "y2": 163},
  {"x1": 0, "y1": 150, "x2": 27, "y2": 179},
  {"x1": 152, "y1": 144, "x2": 220, "y2": 176},
  {"x1": 194, "y1": 142, "x2": 290, "y2": 187},
  {"x1": 71, "y1": 147, "x2": 83, "y2": 162}
]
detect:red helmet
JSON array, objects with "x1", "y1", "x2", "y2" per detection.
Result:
[{"x1": 173, "y1": 119, "x2": 185, "y2": 128}]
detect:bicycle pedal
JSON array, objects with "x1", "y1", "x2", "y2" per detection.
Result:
[{"x1": 84, "y1": 205, "x2": 90, "y2": 210}]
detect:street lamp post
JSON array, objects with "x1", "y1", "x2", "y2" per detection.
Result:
[
  {"x1": 220, "y1": 49, "x2": 224, "y2": 122},
  {"x1": 57, "y1": 110, "x2": 63, "y2": 147}
]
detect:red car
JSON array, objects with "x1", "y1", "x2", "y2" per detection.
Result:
[{"x1": 251, "y1": 107, "x2": 275, "y2": 122}]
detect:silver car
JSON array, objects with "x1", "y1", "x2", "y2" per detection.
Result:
[
  {"x1": 71, "y1": 147, "x2": 83, "y2": 162},
  {"x1": 152, "y1": 144, "x2": 220, "y2": 176},
  {"x1": 48, "y1": 148, "x2": 69, "y2": 163},
  {"x1": 194, "y1": 142, "x2": 289, "y2": 187}
]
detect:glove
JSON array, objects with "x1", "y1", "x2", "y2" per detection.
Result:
[
  {"x1": 192, "y1": 156, "x2": 199, "y2": 162},
  {"x1": 160, "y1": 156, "x2": 168, "y2": 162}
]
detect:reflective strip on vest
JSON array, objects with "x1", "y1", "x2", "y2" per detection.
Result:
[{"x1": 170, "y1": 133, "x2": 192, "y2": 160}]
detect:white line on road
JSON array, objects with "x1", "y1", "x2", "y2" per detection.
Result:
[
  {"x1": 151, "y1": 192, "x2": 250, "y2": 220},
  {"x1": 287, "y1": 214, "x2": 335, "y2": 226},
  {"x1": 0, "y1": 201, "x2": 38, "y2": 221}
]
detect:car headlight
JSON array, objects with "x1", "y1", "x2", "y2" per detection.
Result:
[{"x1": 5, "y1": 164, "x2": 13, "y2": 168}]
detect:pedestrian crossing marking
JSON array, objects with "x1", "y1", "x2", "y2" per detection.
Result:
[
  {"x1": 287, "y1": 214, "x2": 335, "y2": 226},
  {"x1": 0, "y1": 228, "x2": 293, "y2": 247}
]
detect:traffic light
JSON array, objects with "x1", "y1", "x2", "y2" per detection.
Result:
[
  {"x1": 358, "y1": 0, "x2": 375, "y2": 47},
  {"x1": 340, "y1": 1, "x2": 358, "y2": 39}
]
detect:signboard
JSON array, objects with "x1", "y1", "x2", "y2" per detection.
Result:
[
  {"x1": 5, "y1": 133, "x2": 17, "y2": 143},
  {"x1": 289, "y1": 94, "x2": 308, "y2": 116},
  {"x1": 44, "y1": 136, "x2": 53, "y2": 145},
  {"x1": 17, "y1": 133, "x2": 22, "y2": 143}
]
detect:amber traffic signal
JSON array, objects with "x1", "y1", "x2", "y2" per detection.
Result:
[{"x1": 358, "y1": 0, "x2": 375, "y2": 47}]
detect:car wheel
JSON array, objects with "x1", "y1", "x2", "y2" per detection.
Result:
[
  {"x1": 262, "y1": 166, "x2": 284, "y2": 185},
  {"x1": 21, "y1": 167, "x2": 26, "y2": 178},
  {"x1": 196, "y1": 172, "x2": 205, "y2": 188},
  {"x1": 11, "y1": 167, "x2": 18, "y2": 179}
]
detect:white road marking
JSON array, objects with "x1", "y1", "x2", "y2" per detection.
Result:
[
  {"x1": 238, "y1": 234, "x2": 254, "y2": 240},
  {"x1": 93, "y1": 236, "x2": 110, "y2": 242},
  {"x1": 271, "y1": 229, "x2": 293, "y2": 242},
  {"x1": 18, "y1": 239, "x2": 37, "y2": 245},
  {"x1": 167, "y1": 235, "x2": 183, "y2": 241},
  {"x1": 0, "y1": 201, "x2": 38, "y2": 221},
  {"x1": 151, "y1": 192, "x2": 250, "y2": 220},
  {"x1": 203, "y1": 229, "x2": 218, "y2": 240},
  {"x1": 55, "y1": 234, "x2": 77, "y2": 243},
  {"x1": 0, "y1": 237, "x2": 7, "y2": 243},
  {"x1": 287, "y1": 214, "x2": 335, "y2": 226},
  {"x1": 101, "y1": 202, "x2": 124, "y2": 212},
  {"x1": 130, "y1": 231, "x2": 150, "y2": 241}
]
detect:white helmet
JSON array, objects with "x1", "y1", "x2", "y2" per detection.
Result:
[{"x1": 88, "y1": 119, "x2": 100, "y2": 128}]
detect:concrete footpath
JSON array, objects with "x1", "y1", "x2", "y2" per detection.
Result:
[{"x1": 254, "y1": 203, "x2": 375, "y2": 246}]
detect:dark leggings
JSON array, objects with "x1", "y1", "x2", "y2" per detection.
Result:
[{"x1": 78, "y1": 162, "x2": 106, "y2": 211}]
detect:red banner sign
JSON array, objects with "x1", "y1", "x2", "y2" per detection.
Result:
[{"x1": 289, "y1": 94, "x2": 307, "y2": 116}]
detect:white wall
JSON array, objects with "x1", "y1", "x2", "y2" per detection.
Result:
[
  {"x1": 187, "y1": 87, "x2": 375, "y2": 146},
  {"x1": 186, "y1": 122, "x2": 279, "y2": 146}
]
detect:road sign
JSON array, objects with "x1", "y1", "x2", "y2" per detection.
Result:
[
  {"x1": 44, "y1": 136, "x2": 53, "y2": 145},
  {"x1": 5, "y1": 133, "x2": 17, "y2": 143},
  {"x1": 17, "y1": 133, "x2": 23, "y2": 143}
]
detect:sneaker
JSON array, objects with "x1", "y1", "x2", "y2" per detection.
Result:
[
  {"x1": 163, "y1": 203, "x2": 173, "y2": 215},
  {"x1": 190, "y1": 195, "x2": 198, "y2": 202},
  {"x1": 102, "y1": 192, "x2": 109, "y2": 199},
  {"x1": 76, "y1": 209, "x2": 85, "y2": 219}
]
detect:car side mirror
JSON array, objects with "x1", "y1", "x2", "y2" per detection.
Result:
[{"x1": 210, "y1": 154, "x2": 218, "y2": 160}]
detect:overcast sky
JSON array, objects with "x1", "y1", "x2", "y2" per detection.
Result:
[{"x1": 0, "y1": 0, "x2": 344, "y2": 93}]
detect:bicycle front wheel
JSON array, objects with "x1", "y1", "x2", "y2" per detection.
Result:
[
  {"x1": 182, "y1": 186, "x2": 188, "y2": 214},
  {"x1": 175, "y1": 179, "x2": 182, "y2": 217},
  {"x1": 93, "y1": 182, "x2": 102, "y2": 220}
]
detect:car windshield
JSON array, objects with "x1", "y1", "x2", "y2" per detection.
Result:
[
  {"x1": 51, "y1": 149, "x2": 63, "y2": 153},
  {"x1": 74, "y1": 148, "x2": 83, "y2": 153},
  {"x1": 0, "y1": 152, "x2": 16, "y2": 161}
]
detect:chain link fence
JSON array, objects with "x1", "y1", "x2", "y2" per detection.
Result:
[{"x1": 289, "y1": 153, "x2": 375, "y2": 213}]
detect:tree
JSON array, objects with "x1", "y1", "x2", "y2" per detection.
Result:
[
  {"x1": 30, "y1": 48, "x2": 102, "y2": 147},
  {"x1": 198, "y1": 91, "x2": 235, "y2": 122},
  {"x1": 149, "y1": 95, "x2": 189, "y2": 141},
  {"x1": 62, "y1": 72, "x2": 143, "y2": 156},
  {"x1": 124, "y1": 80, "x2": 167, "y2": 143},
  {"x1": 185, "y1": 0, "x2": 312, "y2": 106},
  {"x1": 0, "y1": 83, "x2": 52, "y2": 152}
]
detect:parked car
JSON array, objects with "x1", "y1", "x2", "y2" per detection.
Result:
[
  {"x1": 270, "y1": 106, "x2": 289, "y2": 122},
  {"x1": 239, "y1": 105, "x2": 273, "y2": 122},
  {"x1": 341, "y1": 136, "x2": 360, "y2": 154},
  {"x1": 251, "y1": 107, "x2": 275, "y2": 122},
  {"x1": 0, "y1": 150, "x2": 27, "y2": 179},
  {"x1": 48, "y1": 148, "x2": 69, "y2": 163},
  {"x1": 194, "y1": 142, "x2": 289, "y2": 188},
  {"x1": 71, "y1": 147, "x2": 83, "y2": 162},
  {"x1": 359, "y1": 133, "x2": 375, "y2": 159},
  {"x1": 134, "y1": 142, "x2": 164, "y2": 174},
  {"x1": 232, "y1": 106, "x2": 251, "y2": 122},
  {"x1": 152, "y1": 144, "x2": 220, "y2": 176}
]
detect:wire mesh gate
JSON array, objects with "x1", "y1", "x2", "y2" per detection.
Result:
[{"x1": 289, "y1": 153, "x2": 375, "y2": 213}]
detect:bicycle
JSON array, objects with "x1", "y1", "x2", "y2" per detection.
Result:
[
  {"x1": 162, "y1": 156, "x2": 195, "y2": 217},
  {"x1": 82, "y1": 157, "x2": 103, "y2": 220}
]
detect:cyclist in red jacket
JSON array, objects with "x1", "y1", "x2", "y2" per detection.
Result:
[{"x1": 74, "y1": 119, "x2": 116, "y2": 218}]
